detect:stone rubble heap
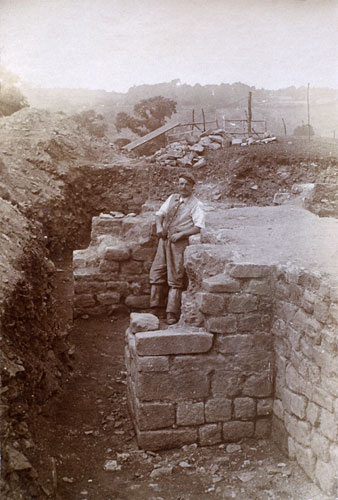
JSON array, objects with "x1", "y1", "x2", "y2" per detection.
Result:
[{"x1": 152, "y1": 129, "x2": 227, "y2": 168}]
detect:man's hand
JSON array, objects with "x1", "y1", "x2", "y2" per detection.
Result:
[
  {"x1": 169, "y1": 232, "x2": 183, "y2": 242},
  {"x1": 157, "y1": 229, "x2": 166, "y2": 239}
]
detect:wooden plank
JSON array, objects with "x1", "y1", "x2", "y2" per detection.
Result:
[{"x1": 123, "y1": 121, "x2": 181, "y2": 151}]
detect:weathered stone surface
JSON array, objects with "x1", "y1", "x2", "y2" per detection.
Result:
[
  {"x1": 135, "y1": 330, "x2": 213, "y2": 356},
  {"x1": 228, "y1": 294, "x2": 258, "y2": 313},
  {"x1": 120, "y1": 260, "x2": 144, "y2": 275},
  {"x1": 171, "y1": 353, "x2": 226, "y2": 372},
  {"x1": 130, "y1": 312, "x2": 159, "y2": 334},
  {"x1": 202, "y1": 274, "x2": 241, "y2": 293},
  {"x1": 285, "y1": 364, "x2": 309, "y2": 398},
  {"x1": 319, "y1": 408, "x2": 338, "y2": 441},
  {"x1": 255, "y1": 417, "x2": 272, "y2": 438},
  {"x1": 293, "y1": 441, "x2": 316, "y2": 478},
  {"x1": 205, "y1": 316, "x2": 237, "y2": 334},
  {"x1": 257, "y1": 398, "x2": 273, "y2": 416},
  {"x1": 136, "y1": 401, "x2": 175, "y2": 430},
  {"x1": 222, "y1": 421, "x2": 254, "y2": 441},
  {"x1": 73, "y1": 293, "x2": 95, "y2": 307},
  {"x1": 306, "y1": 402, "x2": 320, "y2": 426},
  {"x1": 177, "y1": 402, "x2": 204, "y2": 426},
  {"x1": 273, "y1": 399, "x2": 284, "y2": 420},
  {"x1": 74, "y1": 280, "x2": 105, "y2": 294},
  {"x1": 137, "y1": 427, "x2": 197, "y2": 450},
  {"x1": 135, "y1": 371, "x2": 210, "y2": 402},
  {"x1": 315, "y1": 459, "x2": 337, "y2": 496},
  {"x1": 282, "y1": 387, "x2": 307, "y2": 419},
  {"x1": 198, "y1": 292, "x2": 226, "y2": 315},
  {"x1": 285, "y1": 413, "x2": 311, "y2": 447},
  {"x1": 243, "y1": 373, "x2": 273, "y2": 398},
  {"x1": 244, "y1": 279, "x2": 271, "y2": 296},
  {"x1": 237, "y1": 313, "x2": 265, "y2": 332},
  {"x1": 212, "y1": 371, "x2": 244, "y2": 397},
  {"x1": 311, "y1": 430, "x2": 330, "y2": 462},
  {"x1": 104, "y1": 245, "x2": 130, "y2": 261},
  {"x1": 132, "y1": 246, "x2": 156, "y2": 262},
  {"x1": 199, "y1": 424, "x2": 222, "y2": 445},
  {"x1": 228, "y1": 264, "x2": 271, "y2": 278},
  {"x1": 234, "y1": 398, "x2": 256, "y2": 420},
  {"x1": 137, "y1": 355, "x2": 169, "y2": 372},
  {"x1": 216, "y1": 333, "x2": 272, "y2": 354},
  {"x1": 311, "y1": 386, "x2": 333, "y2": 411},
  {"x1": 96, "y1": 291, "x2": 120, "y2": 305},
  {"x1": 99, "y1": 260, "x2": 120, "y2": 273},
  {"x1": 125, "y1": 295, "x2": 150, "y2": 309},
  {"x1": 205, "y1": 398, "x2": 231, "y2": 422}
]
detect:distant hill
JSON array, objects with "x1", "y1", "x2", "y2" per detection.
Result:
[{"x1": 20, "y1": 80, "x2": 337, "y2": 138}]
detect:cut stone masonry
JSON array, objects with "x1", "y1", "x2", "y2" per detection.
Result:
[{"x1": 74, "y1": 210, "x2": 338, "y2": 496}]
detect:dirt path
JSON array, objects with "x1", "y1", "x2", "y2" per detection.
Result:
[{"x1": 28, "y1": 259, "x2": 333, "y2": 500}]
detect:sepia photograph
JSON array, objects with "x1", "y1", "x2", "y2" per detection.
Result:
[{"x1": 0, "y1": 0, "x2": 337, "y2": 499}]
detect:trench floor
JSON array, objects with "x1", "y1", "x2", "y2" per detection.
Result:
[{"x1": 31, "y1": 261, "x2": 332, "y2": 500}]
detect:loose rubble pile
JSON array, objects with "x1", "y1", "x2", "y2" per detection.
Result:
[
  {"x1": 151, "y1": 129, "x2": 277, "y2": 169},
  {"x1": 152, "y1": 129, "x2": 228, "y2": 168}
]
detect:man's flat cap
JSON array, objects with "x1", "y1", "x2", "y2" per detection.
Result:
[{"x1": 179, "y1": 171, "x2": 196, "y2": 185}]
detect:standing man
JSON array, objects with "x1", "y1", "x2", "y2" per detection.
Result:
[{"x1": 149, "y1": 172, "x2": 205, "y2": 325}]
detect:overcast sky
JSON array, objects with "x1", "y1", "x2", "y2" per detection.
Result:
[{"x1": 0, "y1": 0, "x2": 337, "y2": 92}]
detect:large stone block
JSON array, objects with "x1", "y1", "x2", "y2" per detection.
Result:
[
  {"x1": 320, "y1": 408, "x2": 338, "y2": 441},
  {"x1": 125, "y1": 295, "x2": 150, "y2": 309},
  {"x1": 237, "y1": 313, "x2": 265, "y2": 332},
  {"x1": 177, "y1": 402, "x2": 204, "y2": 426},
  {"x1": 216, "y1": 333, "x2": 272, "y2": 354},
  {"x1": 257, "y1": 398, "x2": 273, "y2": 416},
  {"x1": 282, "y1": 387, "x2": 307, "y2": 419},
  {"x1": 132, "y1": 246, "x2": 156, "y2": 262},
  {"x1": 243, "y1": 373, "x2": 273, "y2": 397},
  {"x1": 199, "y1": 424, "x2": 222, "y2": 446},
  {"x1": 135, "y1": 330, "x2": 213, "y2": 356},
  {"x1": 285, "y1": 413, "x2": 311, "y2": 447},
  {"x1": 222, "y1": 421, "x2": 254, "y2": 441},
  {"x1": 228, "y1": 294, "x2": 258, "y2": 313},
  {"x1": 244, "y1": 279, "x2": 272, "y2": 296},
  {"x1": 311, "y1": 430, "x2": 330, "y2": 462},
  {"x1": 198, "y1": 292, "x2": 226, "y2": 315},
  {"x1": 137, "y1": 355, "x2": 169, "y2": 373},
  {"x1": 212, "y1": 371, "x2": 245, "y2": 397},
  {"x1": 136, "y1": 402, "x2": 175, "y2": 430},
  {"x1": 205, "y1": 316, "x2": 237, "y2": 334},
  {"x1": 312, "y1": 386, "x2": 333, "y2": 411},
  {"x1": 234, "y1": 397, "x2": 256, "y2": 420},
  {"x1": 137, "y1": 427, "x2": 197, "y2": 451},
  {"x1": 315, "y1": 459, "x2": 337, "y2": 496},
  {"x1": 285, "y1": 364, "x2": 310, "y2": 398},
  {"x1": 228, "y1": 263, "x2": 271, "y2": 279},
  {"x1": 96, "y1": 291, "x2": 120, "y2": 305},
  {"x1": 202, "y1": 274, "x2": 241, "y2": 293},
  {"x1": 73, "y1": 293, "x2": 96, "y2": 307},
  {"x1": 135, "y1": 370, "x2": 210, "y2": 402},
  {"x1": 130, "y1": 312, "x2": 159, "y2": 334},
  {"x1": 171, "y1": 353, "x2": 226, "y2": 373},
  {"x1": 205, "y1": 398, "x2": 231, "y2": 422},
  {"x1": 306, "y1": 402, "x2": 320, "y2": 426},
  {"x1": 98, "y1": 260, "x2": 120, "y2": 273},
  {"x1": 293, "y1": 441, "x2": 316, "y2": 478},
  {"x1": 255, "y1": 417, "x2": 272, "y2": 438},
  {"x1": 120, "y1": 260, "x2": 144, "y2": 275},
  {"x1": 104, "y1": 245, "x2": 130, "y2": 261}
]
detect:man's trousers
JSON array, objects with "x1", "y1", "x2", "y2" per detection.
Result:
[{"x1": 149, "y1": 237, "x2": 188, "y2": 315}]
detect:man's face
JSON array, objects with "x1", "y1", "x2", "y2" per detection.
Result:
[{"x1": 178, "y1": 177, "x2": 194, "y2": 197}]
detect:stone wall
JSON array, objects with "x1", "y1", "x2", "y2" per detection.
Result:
[
  {"x1": 272, "y1": 265, "x2": 338, "y2": 496},
  {"x1": 126, "y1": 259, "x2": 338, "y2": 496},
  {"x1": 73, "y1": 213, "x2": 158, "y2": 316},
  {"x1": 126, "y1": 265, "x2": 275, "y2": 451}
]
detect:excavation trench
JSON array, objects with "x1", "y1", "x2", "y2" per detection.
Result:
[{"x1": 2, "y1": 159, "x2": 338, "y2": 500}]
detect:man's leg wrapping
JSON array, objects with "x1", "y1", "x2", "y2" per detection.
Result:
[
  {"x1": 166, "y1": 239, "x2": 188, "y2": 315},
  {"x1": 149, "y1": 239, "x2": 167, "y2": 308}
]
